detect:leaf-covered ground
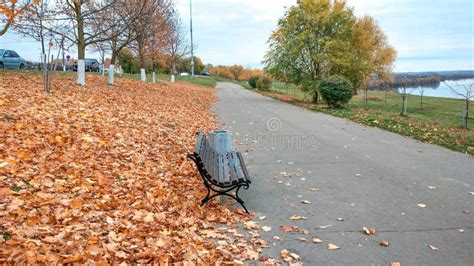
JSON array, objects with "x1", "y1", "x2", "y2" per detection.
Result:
[{"x1": 0, "y1": 73, "x2": 266, "y2": 264}]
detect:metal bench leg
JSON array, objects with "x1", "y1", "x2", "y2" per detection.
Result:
[
  {"x1": 200, "y1": 184, "x2": 211, "y2": 206},
  {"x1": 235, "y1": 185, "x2": 249, "y2": 213}
]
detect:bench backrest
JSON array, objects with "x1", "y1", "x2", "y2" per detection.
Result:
[{"x1": 194, "y1": 133, "x2": 249, "y2": 185}]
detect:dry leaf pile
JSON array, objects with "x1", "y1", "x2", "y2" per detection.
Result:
[{"x1": 0, "y1": 73, "x2": 263, "y2": 264}]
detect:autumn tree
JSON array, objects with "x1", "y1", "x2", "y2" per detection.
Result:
[
  {"x1": 229, "y1": 65, "x2": 244, "y2": 80},
  {"x1": 264, "y1": 0, "x2": 396, "y2": 104},
  {"x1": 352, "y1": 16, "x2": 397, "y2": 109},
  {"x1": 130, "y1": 0, "x2": 174, "y2": 82},
  {"x1": 0, "y1": 0, "x2": 38, "y2": 36}
]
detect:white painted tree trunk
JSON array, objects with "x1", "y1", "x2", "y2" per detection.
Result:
[
  {"x1": 140, "y1": 68, "x2": 146, "y2": 82},
  {"x1": 119, "y1": 65, "x2": 123, "y2": 76},
  {"x1": 152, "y1": 72, "x2": 156, "y2": 84},
  {"x1": 102, "y1": 64, "x2": 105, "y2": 76},
  {"x1": 108, "y1": 64, "x2": 115, "y2": 85},
  {"x1": 76, "y1": 59, "x2": 85, "y2": 86},
  {"x1": 171, "y1": 75, "x2": 175, "y2": 83}
]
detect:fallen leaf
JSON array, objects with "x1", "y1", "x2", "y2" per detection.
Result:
[
  {"x1": 317, "y1": 225, "x2": 332, "y2": 229},
  {"x1": 261, "y1": 226, "x2": 271, "y2": 232},
  {"x1": 417, "y1": 203, "x2": 427, "y2": 208},
  {"x1": 391, "y1": 262, "x2": 401, "y2": 266},
  {"x1": 427, "y1": 186, "x2": 436, "y2": 189},
  {"x1": 312, "y1": 237, "x2": 322, "y2": 243},
  {"x1": 259, "y1": 216, "x2": 266, "y2": 220},
  {"x1": 289, "y1": 252, "x2": 300, "y2": 260},
  {"x1": 310, "y1": 187, "x2": 319, "y2": 192},
  {"x1": 336, "y1": 218, "x2": 344, "y2": 222},
  {"x1": 143, "y1": 212, "x2": 154, "y2": 223},
  {"x1": 362, "y1": 227, "x2": 377, "y2": 235},
  {"x1": 244, "y1": 221, "x2": 259, "y2": 230},
  {"x1": 289, "y1": 215, "x2": 305, "y2": 220},
  {"x1": 301, "y1": 200, "x2": 311, "y2": 204},
  {"x1": 458, "y1": 229, "x2": 464, "y2": 233},
  {"x1": 429, "y1": 245, "x2": 439, "y2": 251},
  {"x1": 328, "y1": 243, "x2": 340, "y2": 250},
  {"x1": 70, "y1": 199, "x2": 83, "y2": 209},
  {"x1": 379, "y1": 240, "x2": 389, "y2": 246},
  {"x1": 469, "y1": 192, "x2": 474, "y2": 196}
]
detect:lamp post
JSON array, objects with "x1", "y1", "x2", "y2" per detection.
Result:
[{"x1": 190, "y1": 0, "x2": 194, "y2": 78}]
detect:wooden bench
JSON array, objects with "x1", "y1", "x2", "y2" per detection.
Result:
[{"x1": 187, "y1": 132, "x2": 251, "y2": 213}]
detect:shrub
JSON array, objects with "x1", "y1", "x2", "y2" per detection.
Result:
[
  {"x1": 256, "y1": 76, "x2": 272, "y2": 90},
  {"x1": 320, "y1": 75, "x2": 353, "y2": 108},
  {"x1": 248, "y1": 76, "x2": 259, "y2": 88}
]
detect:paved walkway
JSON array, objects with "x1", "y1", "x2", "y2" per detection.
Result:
[{"x1": 214, "y1": 82, "x2": 473, "y2": 265}]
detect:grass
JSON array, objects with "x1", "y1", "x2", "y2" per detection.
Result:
[{"x1": 253, "y1": 83, "x2": 474, "y2": 155}]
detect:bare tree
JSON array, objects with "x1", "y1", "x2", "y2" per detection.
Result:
[
  {"x1": 91, "y1": 1, "x2": 146, "y2": 85},
  {"x1": 164, "y1": 12, "x2": 190, "y2": 82},
  {"x1": 397, "y1": 80, "x2": 415, "y2": 116},
  {"x1": 47, "y1": 0, "x2": 118, "y2": 85},
  {"x1": 445, "y1": 81, "x2": 473, "y2": 127}
]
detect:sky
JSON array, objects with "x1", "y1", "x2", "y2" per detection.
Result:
[{"x1": 1, "y1": 0, "x2": 473, "y2": 72}]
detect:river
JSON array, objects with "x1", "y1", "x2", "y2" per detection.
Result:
[{"x1": 396, "y1": 79, "x2": 473, "y2": 99}]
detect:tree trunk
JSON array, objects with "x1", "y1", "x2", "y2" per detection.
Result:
[
  {"x1": 75, "y1": 3, "x2": 86, "y2": 86},
  {"x1": 420, "y1": 92, "x2": 424, "y2": 110},
  {"x1": 312, "y1": 91, "x2": 319, "y2": 104},
  {"x1": 464, "y1": 97, "x2": 469, "y2": 127},
  {"x1": 401, "y1": 94, "x2": 408, "y2": 116},
  {"x1": 364, "y1": 88, "x2": 368, "y2": 109}
]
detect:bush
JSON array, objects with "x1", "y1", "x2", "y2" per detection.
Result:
[
  {"x1": 256, "y1": 76, "x2": 272, "y2": 90},
  {"x1": 320, "y1": 75, "x2": 353, "y2": 108},
  {"x1": 248, "y1": 76, "x2": 259, "y2": 88}
]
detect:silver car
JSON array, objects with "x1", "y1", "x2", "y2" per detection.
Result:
[{"x1": 0, "y1": 49, "x2": 27, "y2": 70}]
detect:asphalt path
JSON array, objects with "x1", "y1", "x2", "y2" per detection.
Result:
[{"x1": 213, "y1": 82, "x2": 473, "y2": 265}]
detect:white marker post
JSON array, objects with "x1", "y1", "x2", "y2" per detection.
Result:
[
  {"x1": 140, "y1": 68, "x2": 146, "y2": 82},
  {"x1": 108, "y1": 64, "x2": 115, "y2": 85},
  {"x1": 171, "y1": 74, "x2": 175, "y2": 83},
  {"x1": 152, "y1": 72, "x2": 156, "y2": 84},
  {"x1": 76, "y1": 59, "x2": 85, "y2": 86}
]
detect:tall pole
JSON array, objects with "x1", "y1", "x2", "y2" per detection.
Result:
[{"x1": 190, "y1": 0, "x2": 195, "y2": 78}]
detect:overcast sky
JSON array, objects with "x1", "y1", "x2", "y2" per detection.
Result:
[{"x1": 1, "y1": 0, "x2": 473, "y2": 72}]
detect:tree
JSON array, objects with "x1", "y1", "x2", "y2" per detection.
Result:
[
  {"x1": 49, "y1": 0, "x2": 117, "y2": 85},
  {"x1": 0, "y1": 0, "x2": 38, "y2": 36},
  {"x1": 130, "y1": 0, "x2": 174, "y2": 82},
  {"x1": 13, "y1": 0, "x2": 51, "y2": 56},
  {"x1": 264, "y1": 0, "x2": 396, "y2": 104},
  {"x1": 351, "y1": 16, "x2": 396, "y2": 109},
  {"x1": 397, "y1": 80, "x2": 415, "y2": 116},
  {"x1": 164, "y1": 13, "x2": 190, "y2": 78},
  {"x1": 93, "y1": 1, "x2": 146, "y2": 85},
  {"x1": 229, "y1": 65, "x2": 244, "y2": 80},
  {"x1": 445, "y1": 81, "x2": 473, "y2": 127}
]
